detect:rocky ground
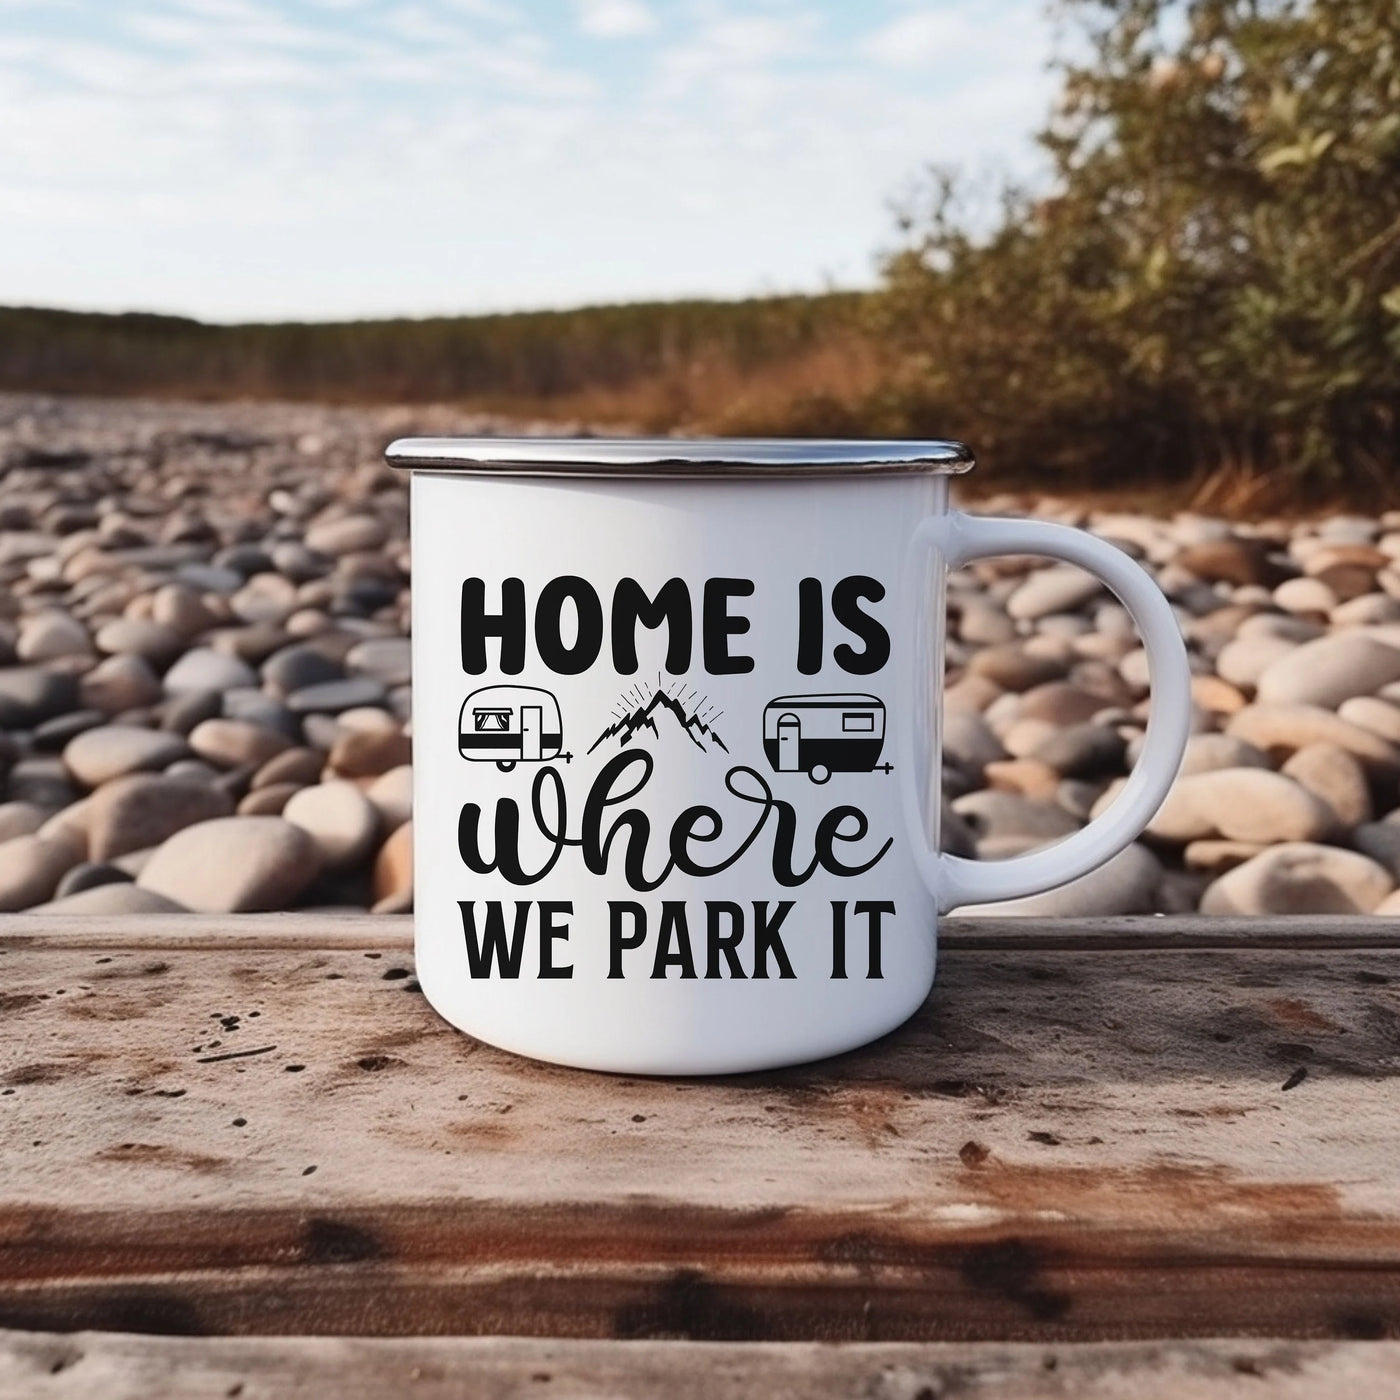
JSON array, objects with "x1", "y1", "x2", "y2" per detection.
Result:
[{"x1": 3, "y1": 393, "x2": 1400, "y2": 917}]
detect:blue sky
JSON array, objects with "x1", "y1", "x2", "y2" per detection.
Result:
[{"x1": 0, "y1": 0, "x2": 1057, "y2": 321}]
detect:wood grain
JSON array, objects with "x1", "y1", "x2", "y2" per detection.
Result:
[
  {"x1": 1, "y1": 915, "x2": 1398, "y2": 1341},
  {"x1": 3, "y1": 1331, "x2": 1399, "y2": 1399}
]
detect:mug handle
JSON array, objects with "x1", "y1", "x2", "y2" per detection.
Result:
[{"x1": 904, "y1": 511, "x2": 1193, "y2": 913}]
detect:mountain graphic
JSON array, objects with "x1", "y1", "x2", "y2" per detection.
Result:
[{"x1": 589, "y1": 688, "x2": 729, "y2": 756}]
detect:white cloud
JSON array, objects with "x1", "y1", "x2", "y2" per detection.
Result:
[
  {"x1": 575, "y1": 0, "x2": 656, "y2": 39},
  {"x1": 861, "y1": 8, "x2": 977, "y2": 68},
  {"x1": 0, "y1": 0, "x2": 1056, "y2": 319}
]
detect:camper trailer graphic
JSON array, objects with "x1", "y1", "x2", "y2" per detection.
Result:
[
  {"x1": 459, "y1": 686, "x2": 569, "y2": 770},
  {"x1": 762, "y1": 693, "x2": 891, "y2": 784}
]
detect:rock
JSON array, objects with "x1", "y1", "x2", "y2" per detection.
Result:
[
  {"x1": 0, "y1": 832, "x2": 82, "y2": 911},
  {"x1": 238, "y1": 783, "x2": 302, "y2": 815},
  {"x1": 1178, "y1": 538, "x2": 1278, "y2": 587},
  {"x1": 959, "y1": 843, "x2": 1161, "y2": 917},
  {"x1": 0, "y1": 667, "x2": 78, "y2": 727},
  {"x1": 162, "y1": 688, "x2": 224, "y2": 735},
  {"x1": 283, "y1": 780, "x2": 379, "y2": 868},
  {"x1": 151, "y1": 583, "x2": 219, "y2": 638},
  {"x1": 222, "y1": 689, "x2": 298, "y2": 737},
  {"x1": 1332, "y1": 594, "x2": 1400, "y2": 628},
  {"x1": 1273, "y1": 576, "x2": 1337, "y2": 615},
  {"x1": 983, "y1": 757, "x2": 1061, "y2": 801},
  {"x1": 252, "y1": 746, "x2": 325, "y2": 789},
  {"x1": 1016, "y1": 682, "x2": 1109, "y2": 726},
  {"x1": 63, "y1": 726, "x2": 190, "y2": 788},
  {"x1": 17, "y1": 610, "x2": 91, "y2": 661},
  {"x1": 1146, "y1": 768, "x2": 1337, "y2": 844},
  {"x1": 1031, "y1": 723, "x2": 1126, "y2": 778},
  {"x1": 6, "y1": 758, "x2": 79, "y2": 810},
  {"x1": 1190, "y1": 675, "x2": 1247, "y2": 715},
  {"x1": 1005, "y1": 565, "x2": 1103, "y2": 621},
  {"x1": 1256, "y1": 633, "x2": 1400, "y2": 709},
  {"x1": 94, "y1": 618, "x2": 183, "y2": 663},
  {"x1": 1280, "y1": 743, "x2": 1372, "y2": 828},
  {"x1": 941, "y1": 711, "x2": 1006, "y2": 777},
  {"x1": 86, "y1": 773, "x2": 234, "y2": 863},
  {"x1": 325, "y1": 726, "x2": 412, "y2": 778},
  {"x1": 35, "y1": 883, "x2": 188, "y2": 914},
  {"x1": 137, "y1": 816, "x2": 322, "y2": 912},
  {"x1": 345, "y1": 636, "x2": 411, "y2": 685},
  {"x1": 80, "y1": 653, "x2": 164, "y2": 714},
  {"x1": 188, "y1": 718, "x2": 292, "y2": 769},
  {"x1": 53, "y1": 861, "x2": 132, "y2": 898},
  {"x1": 1226, "y1": 703, "x2": 1400, "y2": 774},
  {"x1": 1000, "y1": 719, "x2": 1059, "y2": 759},
  {"x1": 956, "y1": 599, "x2": 1015, "y2": 646},
  {"x1": 0, "y1": 802, "x2": 49, "y2": 843},
  {"x1": 32, "y1": 709, "x2": 107, "y2": 751},
  {"x1": 1183, "y1": 840, "x2": 1269, "y2": 874},
  {"x1": 1215, "y1": 634, "x2": 1297, "y2": 690},
  {"x1": 944, "y1": 675, "x2": 1004, "y2": 713},
  {"x1": 951, "y1": 790, "x2": 1082, "y2": 843},
  {"x1": 261, "y1": 644, "x2": 345, "y2": 698},
  {"x1": 966, "y1": 644, "x2": 1068, "y2": 692},
  {"x1": 366, "y1": 765, "x2": 412, "y2": 832},
  {"x1": 306, "y1": 514, "x2": 388, "y2": 556},
  {"x1": 285, "y1": 677, "x2": 388, "y2": 714},
  {"x1": 372, "y1": 819, "x2": 413, "y2": 909},
  {"x1": 1200, "y1": 843, "x2": 1393, "y2": 915},
  {"x1": 1336, "y1": 696, "x2": 1400, "y2": 744},
  {"x1": 1352, "y1": 823, "x2": 1400, "y2": 881},
  {"x1": 162, "y1": 647, "x2": 258, "y2": 694}
]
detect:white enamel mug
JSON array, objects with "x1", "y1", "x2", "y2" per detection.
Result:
[{"x1": 387, "y1": 438, "x2": 1191, "y2": 1075}]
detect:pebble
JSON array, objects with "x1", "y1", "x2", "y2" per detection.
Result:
[
  {"x1": 252, "y1": 746, "x2": 326, "y2": 789},
  {"x1": 306, "y1": 514, "x2": 387, "y2": 556},
  {"x1": 366, "y1": 765, "x2": 412, "y2": 832},
  {"x1": 0, "y1": 832, "x2": 82, "y2": 911},
  {"x1": 262, "y1": 644, "x2": 345, "y2": 698},
  {"x1": 1226, "y1": 704, "x2": 1400, "y2": 774},
  {"x1": 17, "y1": 610, "x2": 91, "y2": 661},
  {"x1": 86, "y1": 773, "x2": 234, "y2": 862},
  {"x1": 0, "y1": 668, "x2": 78, "y2": 727},
  {"x1": 285, "y1": 677, "x2": 388, "y2": 714},
  {"x1": 63, "y1": 726, "x2": 190, "y2": 788},
  {"x1": 80, "y1": 653, "x2": 164, "y2": 713},
  {"x1": 283, "y1": 780, "x2": 379, "y2": 869},
  {"x1": 372, "y1": 819, "x2": 413, "y2": 911},
  {"x1": 1005, "y1": 565, "x2": 1103, "y2": 621},
  {"x1": 162, "y1": 647, "x2": 259, "y2": 693},
  {"x1": 137, "y1": 816, "x2": 322, "y2": 912},
  {"x1": 1200, "y1": 842, "x2": 1393, "y2": 915},
  {"x1": 1146, "y1": 769, "x2": 1337, "y2": 845},
  {"x1": 941, "y1": 711, "x2": 1007, "y2": 777},
  {"x1": 0, "y1": 802, "x2": 50, "y2": 843},
  {"x1": 960, "y1": 843, "x2": 1161, "y2": 917},
  {"x1": 1255, "y1": 633, "x2": 1400, "y2": 708},
  {"x1": 188, "y1": 718, "x2": 292, "y2": 769},
  {"x1": 12, "y1": 397, "x2": 1400, "y2": 921},
  {"x1": 36, "y1": 883, "x2": 188, "y2": 914},
  {"x1": 1280, "y1": 743, "x2": 1372, "y2": 828},
  {"x1": 94, "y1": 618, "x2": 183, "y2": 663}
]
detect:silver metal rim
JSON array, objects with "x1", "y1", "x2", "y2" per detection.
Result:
[{"x1": 384, "y1": 436, "x2": 975, "y2": 478}]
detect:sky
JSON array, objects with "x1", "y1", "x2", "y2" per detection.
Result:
[{"x1": 0, "y1": 0, "x2": 1058, "y2": 322}]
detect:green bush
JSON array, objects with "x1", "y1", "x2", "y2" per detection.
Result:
[{"x1": 878, "y1": 0, "x2": 1400, "y2": 500}]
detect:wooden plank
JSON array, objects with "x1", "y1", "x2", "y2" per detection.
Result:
[
  {"x1": 1, "y1": 927, "x2": 1399, "y2": 1340},
  {"x1": 4, "y1": 1331, "x2": 1400, "y2": 1400},
  {"x1": 4, "y1": 912, "x2": 1400, "y2": 953}
]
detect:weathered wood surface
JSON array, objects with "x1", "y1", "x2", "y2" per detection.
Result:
[
  {"x1": 1, "y1": 914, "x2": 1399, "y2": 1342},
  {"x1": 4, "y1": 1332, "x2": 1399, "y2": 1400}
]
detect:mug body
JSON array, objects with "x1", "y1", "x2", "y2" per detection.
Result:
[{"x1": 409, "y1": 462, "x2": 952, "y2": 1075}]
